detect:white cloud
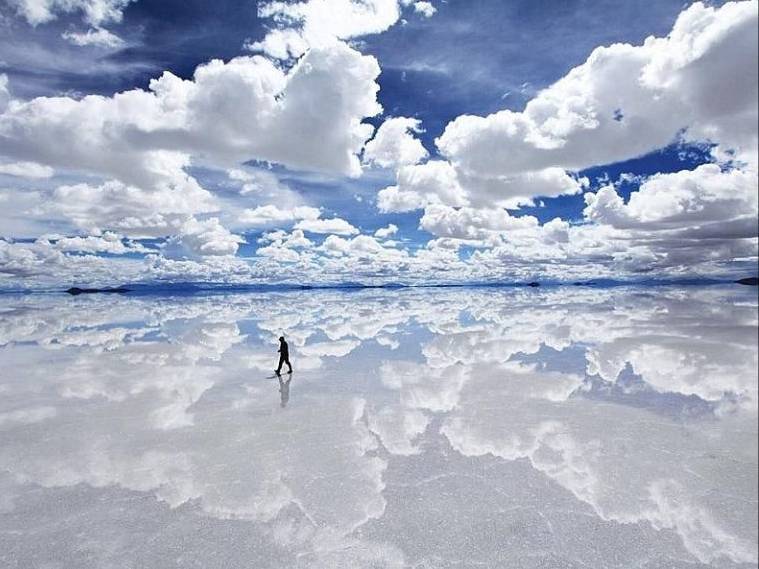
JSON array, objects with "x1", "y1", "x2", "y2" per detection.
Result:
[
  {"x1": 0, "y1": 40, "x2": 382, "y2": 248},
  {"x1": 377, "y1": 160, "x2": 583, "y2": 212},
  {"x1": 366, "y1": 1, "x2": 758, "y2": 281},
  {"x1": 436, "y1": 1, "x2": 758, "y2": 179},
  {"x1": 255, "y1": 229, "x2": 313, "y2": 262},
  {"x1": 0, "y1": 5, "x2": 403, "y2": 286},
  {"x1": 227, "y1": 168, "x2": 291, "y2": 197},
  {"x1": 295, "y1": 217, "x2": 359, "y2": 235},
  {"x1": 247, "y1": 0, "x2": 403, "y2": 60},
  {"x1": 6, "y1": 0, "x2": 134, "y2": 26},
  {"x1": 1, "y1": 1, "x2": 757, "y2": 287},
  {"x1": 255, "y1": 243, "x2": 301, "y2": 263},
  {"x1": 584, "y1": 163, "x2": 757, "y2": 232},
  {"x1": 0, "y1": 42, "x2": 382, "y2": 182},
  {"x1": 146, "y1": 254, "x2": 252, "y2": 282},
  {"x1": 376, "y1": 185, "x2": 427, "y2": 213},
  {"x1": 320, "y1": 234, "x2": 406, "y2": 261},
  {"x1": 0, "y1": 239, "x2": 71, "y2": 278},
  {"x1": 62, "y1": 27, "x2": 124, "y2": 48},
  {"x1": 377, "y1": 160, "x2": 468, "y2": 212},
  {"x1": 243, "y1": 28, "x2": 309, "y2": 61},
  {"x1": 370, "y1": 0, "x2": 759, "y2": 271},
  {"x1": 239, "y1": 205, "x2": 321, "y2": 228},
  {"x1": 163, "y1": 217, "x2": 245, "y2": 258},
  {"x1": 48, "y1": 174, "x2": 215, "y2": 237},
  {"x1": 363, "y1": 116, "x2": 428, "y2": 169},
  {"x1": 258, "y1": 229, "x2": 313, "y2": 249},
  {"x1": 0, "y1": 238, "x2": 143, "y2": 283},
  {"x1": 0, "y1": 161, "x2": 54, "y2": 179},
  {"x1": 412, "y1": 1, "x2": 435, "y2": 18},
  {"x1": 374, "y1": 224, "x2": 398, "y2": 239},
  {"x1": 419, "y1": 204, "x2": 538, "y2": 241},
  {"x1": 40, "y1": 231, "x2": 147, "y2": 254}
]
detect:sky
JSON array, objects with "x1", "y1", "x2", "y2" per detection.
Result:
[{"x1": 0, "y1": 0, "x2": 757, "y2": 287}]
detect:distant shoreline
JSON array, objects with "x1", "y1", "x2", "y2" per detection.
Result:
[{"x1": 0, "y1": 277, "x2": 757, "y2": 296}]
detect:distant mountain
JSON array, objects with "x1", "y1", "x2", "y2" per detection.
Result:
[
  {"x1": 66, "y1": 287, "x2": 131, "y2": 295},
  {"x1": 44, "y1": 276, "x2": 758, "y2": 296}
]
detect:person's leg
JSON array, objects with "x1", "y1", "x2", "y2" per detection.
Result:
[
  {"x1": 276, "y1": 355, "x2": 285, "y2": 374},
  {"x1": 286, "y1": 357, "x2": 292, "y2": 373}
]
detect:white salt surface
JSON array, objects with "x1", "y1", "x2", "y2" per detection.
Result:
[{"x1": 0, "y1": 286, "x2": 756, "y2": 568}]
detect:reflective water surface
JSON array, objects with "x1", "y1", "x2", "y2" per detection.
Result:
[{"x1": 0, "y1": 286, "x2": 757, "y2": 569}]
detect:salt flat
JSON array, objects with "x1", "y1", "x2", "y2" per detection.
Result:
[{"x1": 0, "y1": 286, "x2": 756, "y2": 568}]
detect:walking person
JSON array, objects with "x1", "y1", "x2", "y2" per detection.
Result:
[{"x1": 275, "y1": 335, "x2": 293, "y2": 375}]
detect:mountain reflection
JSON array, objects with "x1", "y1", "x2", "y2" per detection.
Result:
[{"x1": 0, "y1": 286, "x2": 756, "y2": 568}]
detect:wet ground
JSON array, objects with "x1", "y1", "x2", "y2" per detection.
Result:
[{"x1": 0, "y1": 285, "x2": 756, "y2": 568}]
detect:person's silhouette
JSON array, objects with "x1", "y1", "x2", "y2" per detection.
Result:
[{"x1": 275, "y1": 335, "x2": 293, "y2": 374}]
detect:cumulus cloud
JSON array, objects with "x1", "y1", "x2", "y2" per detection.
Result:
[
  {"x1": 363, "y1": 116, "x2": 428, "y2": 169},
  {"x1": 163, "y1": 217, "x2": 245, "y2": 259},
  {"x1": 419, "y1": 204, "x2": 538, "y2": 241},
  {"x1": 583, "y1": 163, "x2": 757, "y2": 232},
  {"x1": 0, "y1": 1, "x2": 757, "y2": 287},
  {"x1": 39, "y1": 231, "x2": 147, "y2": 254},
  {"x1": 377, "y1": 161, "x2": 468, "y2": 212},
  {"x1": 372, "y1": 1, "x2": 758, "y2": 280},
  {"x1": 294, "y1": 217, "x2": 359, "y2": 235},
  {"x1": 371, "y1": 0, "x2": 759, "y2": 241},
  {"x1": 377, "y1": 160, "x2": 583, "y2": 212},
  {"x1": 436, "y1": 2, "x2": 758, "y2": 177},
  {"x1": 0, "y1": 38, "x2": 384, "y2": 262},
  {"x1": 374, "y1": 224, "x2": 398, "y2": 239},
  {"x1": 146, "y1": 254, "x2": 252, "y2": 283},
  {"x1": 255, "y1": 229, "x2": 313, "y2": 262},
  {"x1": 419, "y1": 163, "x2": 757, "y2": 266},
  {"x1": 0, "y1": 238, "x2": 143, "y2": 283},
  {"x1": 227, "y1": 168, "x2": 291, "y2": 197},
  {"x1": 300, "y1": 234, "x2": 416, "y2": 280},
  {"x1": 258, "y1": 228, "x2": 313, "y2": 249},
  {"x1": 0, "y1": 41, "x2": 382, "y2": 251},
  {"x1": 0, "y1": 239, "x2": 66, "y2": 278},
  {"x1": 48, "y1": 174, "x2": 215, "y2": 237},
  {"x1": 247, "y1": 0, "x2": 403, "y2": 60},
  {"x1": 239, "y1": 205, "x2": 321, "y2": 228},
  {"x1": 0, "y1": 42, "x2": 382, "y2": 183},
  {"x1": 412, "y1": 1, "x2": 435, "y2": 18}
]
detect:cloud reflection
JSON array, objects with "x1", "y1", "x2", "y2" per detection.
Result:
[{"x1": 0, "y1": 286, "x2": 755, "y2": 567}]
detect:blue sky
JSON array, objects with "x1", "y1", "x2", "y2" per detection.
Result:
[{"x1": 0, "y1": 0, "x2": 756, "y2": 286}]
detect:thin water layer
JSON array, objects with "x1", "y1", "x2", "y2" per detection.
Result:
[{"x1": 0, "y1": 286, "x2": 757, "y2": 568}]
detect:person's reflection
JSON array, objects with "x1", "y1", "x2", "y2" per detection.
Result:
[{"x1": 277, "y1": 372, "x2": 292, "y2": 408}]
